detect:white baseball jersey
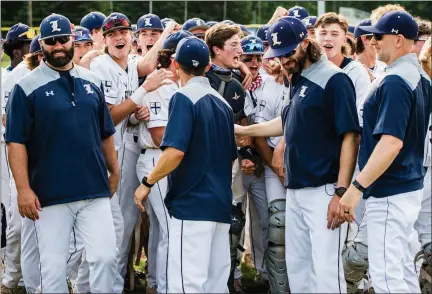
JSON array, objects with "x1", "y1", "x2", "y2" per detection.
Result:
[
  {"x1": 137, "y1": 82, "x2": 178, "y2": 149},
  {"x1": 253, "y1": 75, "x2": 288, "y2": 148},
  {"x1": 90, "y1": 55, "x2": 139, "y2": 150},
  {"x1": 371, "y1": 60, "x2": 387, "y2": 79},
  {"x1": 342, "y1": 60, "x2": 371, "y2": 128},
  {"x1": 1, "y1": 62, "x2": 31, "y2": 140}
]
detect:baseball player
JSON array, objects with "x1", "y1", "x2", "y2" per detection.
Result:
[
  {"x1": 182, "y1": 18, "x2": 209, "y2": 40},
  {"x1": 134, "y1": 30, "x2": 192, "y2": 294},
  {"x1": 136, "y1": 13, "x2": 164, "y2": 55},
  {"x1": 134, "y1": 36, "x2": 237, "y2": 293},
  {"x1": 1, "y1": 31, "x2": 39, "y2": 293},
  {"x1": 347, "y1": 25, "x2": 355, "y2": 40},
  {"x1": 338, "y1": 11, "x2": 431, "y2": 293},
  {"x1": 161, "y1": 18, "x2": 175, "y2": 29},
  {"x1": 72, "y1": 26, "x2": 94, "y2": 65},
  {"x1": 236, "y1": 16, "x2": 361, "y2": 293},
  {"x1": 241, "y1": 35, "x2": 290, "y2": 292},
  {"x1": 80, "y1": 11, "x2": 106, "y2": 50},
  {"x1": 5, "y1": 13, "x2": 120, "y2": 292},
  {"x1": 302, "y1": 16, "x2": 318, "y2": 40},
  {"x1": 287, "y1": 5, "x2": 309, "y2": 20},
  {"x1": 412, "y1": 17, "x2": 430, "y2": 57}
]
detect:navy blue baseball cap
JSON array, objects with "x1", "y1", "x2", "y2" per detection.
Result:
[
  {"x1": 73, "y1": 26, "x2": 93, "y2": 42},
  {"x1": 40, "y1": 14, "x2": 74, "y2": 40},
  {"x1": 102, "y1": 13, "x2": 132, "y2": 35},
  {"x1": 163, "y1": 30, "x2": 193, "y2": 51},
  {"x1": 348, "y1": 25, "x2": 355, "y2": 35},
  {"x1": 241, "y1": 35, "x2": 264, "y2": 55},
  {"x1": 137, "y1": 14, "x2": 164, "y2": 32},
  {"x1": 80, "y1": 12, "x2": 106, "y2": 31},
  {"x1": 6, "y1": 23, "x2": 34, "y2": 42},
  {"x1": 302, "y1": 16, "x2": 317, "y2": 28},
  {"x1": 239, "y1": 24, "x2": 251, "y2": 36},
  {"x1": 161, "y1": 18, "x2": 174, "y2": 28},
  {"x1": 288, "y1": 6, "x2": 309, "y2": 20},
  {"x1": 354, "y1": 19, "x2": 372, "y2": 38},
  {"x1": 206, "y1": 21, "x2": 218, "y2": 27},
  {"x1": 256, "y1": 24, "x2": 270, "y2": 44},
  {"x1": 359, "y1": 10, "x2": 418, "y2": 40},
  {"x1": 221, "y1": 20, "x2": 235, "y2": 25},
  {"x1": 264, "y1": 16, "x2": 308, "y2": 59},
  {"x1": 183, "y1": 18, "x2": 209, "y2": 32},
  {"x1": 175, "y1": 36, "x2": 210, "y2": 69},
  {"x1": 29, "y1": 35, "x2": 41, "y2": 53}
]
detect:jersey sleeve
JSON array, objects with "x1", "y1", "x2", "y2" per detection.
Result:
[
  {"x1": 146, "y1": 85, "x2": 176, "y2": 129},
  {"x1": 373, "y1": 75, "x2": 413, "y2": 141},
  {"x1": 5, "y1": 84, "x2": 33, "y2": 144},
  {"x1": 90, "y1": 58, "x2": 120, "y2": 105},
  {"x1": 160, "y1": 92, "x2": 194, "y2": 153},
  {"x1": 349, "y1": 63, "x2": 372, "y2": 128},
  {"x1": 325, "y1": 73, "x2": 361, "y2": 136}
]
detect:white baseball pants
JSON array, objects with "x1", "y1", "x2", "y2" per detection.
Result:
[
  {"x1": 33, "y1": 197, "x2": 117, "y2": 293},
  {"x1": 415, "y1": 168, "x2": 431, "y2": 247},
  {"x1": 168, "y1": 217, "x2": 230, "y2": 293},
  {"x1": 285, "y1": 185, "x2": 346, "y2": 293},
  {"x1": 366, "y1": 189, "x2": 423, "y2": 293},
  {"x1": 136, "y1": 148, "x2": 170, "y2": 293}
]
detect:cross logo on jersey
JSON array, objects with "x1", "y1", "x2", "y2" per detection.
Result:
[
  {"x1": 144, "y1": 18, "x2": 152, "y2": 27},
  {"x1": 46, "y1": 90, "x2": 54, "y2": 96},
  {"x1": 292, "y1": 10, "x2": 300, "y2": 18},
  {"x1": 271, "y1": 33, "x2": 282, "y2": 46},
  {"x1": 259, "y1": 100, "x2": 266, "y2": 112},
  {"x1": 83, "y1": 84, "x2": 94, "y2": 94},
  {"x1": 50, "y1": 20, "x2": 61, "y2": 32},
  {"x1": 103, "y1": 80, "x2": 112, "y2": 92},
  {"x1": 299, "y1": 86, "x2": 308, "y2": 98},
  {"x1": 150, "y1": 102, "x2": 161, "y2": 114}
]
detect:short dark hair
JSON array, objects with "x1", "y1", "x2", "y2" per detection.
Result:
[
  {"x1": 355, "y1": 35, "x2": 372, "y2": 54},
  {"x1": 415, "y1": 17, "x2": 431, "y2": 38},
  {"x1": 205, "y1": 23, "x2": 241, "y2": 58},
  {"x1": 179, "y1": 64, "x2": 206, "y2": 76},
  {"x1": 343, "y1": 37, "x2": 356, "y2": 56},
  {"x1": 3, "y1": 39, "x2": 29, "y2": 59},
  {"x1": 158, "y1": 49, "x2": 174, "y2": 68}
]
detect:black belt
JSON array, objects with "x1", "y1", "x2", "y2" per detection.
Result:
[
  {"x1": 133, "y1": 135, "x2": 138, "y2": 143},
  {"x1": 141, "y1": 149, "x2": 146, "y2": 154}
]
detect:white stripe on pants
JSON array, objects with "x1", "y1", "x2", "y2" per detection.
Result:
[
  {"x1": 285, "y1": 185, "x2": 346, "y2": 293},
  {"x1": 168, "y1": 217, "x2": 230, "y2": 293},
  {"x1": 136, "y1": 148, "x2": 170, "y2": 293},
  {"x1": 33, "y1": 197, "x2": 117, "y2": 293},
  {"x1": 366, "y1": 189, "x2": 423, "y2": 293}
]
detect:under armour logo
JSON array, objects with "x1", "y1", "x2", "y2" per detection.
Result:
[
  {"x1": 192, "y1": 60, "x2": 199, "y2": 67},
  {"x1": 292, "y1": 9, "x2": 300, "y2": 18},
  {"x1": 50, "y1": 20, "x2": 61, "y2": 33},
  {"x1": 391, "y1": 29, "x2": 399, "y2": 34},
  {"x1": 144, "y1": 18, "x2": 152, "y2": 27},
  {"x1": 299, "y1": 86, "x2": 307, "y2": 98},
  {"x1": 271, "y1": 32, "x2": 282, "y2": 46},
  {"x1": 46, "y1": 90, "x2": 54, "y2": 96},
  {"x1": 232, "y1": 92, "x2": 240, "y2": 100},
  {"x1": 299, "y1": 32, "x2": 305, "y2": 38},
  {"x1": 84, "y1": 84, "x2": 94, "y2": 94}
]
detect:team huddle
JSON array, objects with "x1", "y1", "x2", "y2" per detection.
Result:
[{"x1": 0, "y1": 3, "x2": 431, "y2": 294}]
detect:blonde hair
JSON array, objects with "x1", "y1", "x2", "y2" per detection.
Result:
[{"x1": 370, "y1": 4, "x2": 406, "y2": 24}]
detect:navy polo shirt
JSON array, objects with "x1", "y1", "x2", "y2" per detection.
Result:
[
  {"x1": 360, "y1": 54, "x2": 431, "y2": 198},
  {"x1": 5, "y1": 61, "x2": 115, "y2": 207},
  {"x1": 161, "y1": 77, "x2": 238, "y2": 224},
  {"x1": 282, "y1": 57, "x2": 360, "y2": 189}
]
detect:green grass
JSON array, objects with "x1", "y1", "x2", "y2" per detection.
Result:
[{"x1": 2, "y1": 55, "x2": 10, "y2": 68}]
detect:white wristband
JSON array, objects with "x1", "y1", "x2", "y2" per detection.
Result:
[
  {"x1": 129, "y1": 113, "x2": 139, "y2": 125},
  {"x1": 130, "y1": 86, "x2": 148, "y2": 105}
]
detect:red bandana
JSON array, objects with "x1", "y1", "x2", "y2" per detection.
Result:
[{"x1": 247, "y1": 74, "x2": 262, "y2": 92}]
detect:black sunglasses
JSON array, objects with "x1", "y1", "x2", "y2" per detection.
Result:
[
  {"x1": 44, "y1": 36, "x2": 71, "y2": 46},
  {"x1": 242, "y1": 56, "x2": 263, "y2": 63},
  {"x1": 281, "y1": 49, "x2": 296, "y2": 59},
  {"x1": 373, "y1": 33, "x2": 385, "y2": 41}
]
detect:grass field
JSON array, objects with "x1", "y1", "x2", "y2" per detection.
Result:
[{"x1": 1, "y1": 55, "x2": 10, "y2": 69}]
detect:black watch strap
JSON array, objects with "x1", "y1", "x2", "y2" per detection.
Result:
[
  {"x1": 352, "y1": 179, "x2": 365, "y2": 193},
  {"x1": 335, "y1": 187, "x2": 347, "y2": 197},
  {"x1": 141, "y1": 176, "x2": 154, "y2": 188}
]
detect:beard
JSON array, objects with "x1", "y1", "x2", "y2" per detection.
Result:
[
  {"x1": 282, "y1": 48, "x2": 307, "y2": 75},
  {"x1": 43, "y1": 45, "x2": 74, "y2": 68}
]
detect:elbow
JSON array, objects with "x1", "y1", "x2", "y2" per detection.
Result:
[
  {"x1": 170, "y1": 148, "x2": 185, "y2": 161},
  {"x1": 382, "y1": 135, "x2": 403, "y2": 153}
]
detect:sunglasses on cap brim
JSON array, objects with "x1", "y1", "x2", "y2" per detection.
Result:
[
  {"x1": 103, "y1": 18, "x2": 132, "y2": 34},
  {"x1": 18, "y1": 29, "x2": 36, "y2": 40},
  {"x1": 43, "y1": 36, "x2": 72, "y2": 46}
]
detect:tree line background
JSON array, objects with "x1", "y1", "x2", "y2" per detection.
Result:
[{"x1": 1, "y1": 1, "x2": 430, "y2": 29}]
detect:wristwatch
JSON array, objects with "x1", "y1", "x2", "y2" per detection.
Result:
[
  {"x1": 141, "y1": 176, "x2": 154, "y2": 188},
  {"x1": 352, "y1": 179, "x2": 365, "y2": 193},
  {"x1": 335, "y1": 187, "x2": 347, "y2": 197}
]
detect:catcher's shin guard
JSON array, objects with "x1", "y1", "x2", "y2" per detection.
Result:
[
  {"x1": 265, "y1": 199, "x2": 288, "y2": 293},
  {"x1": 342, "y1": 242, "x2": 369, "y2": 293},
  {"x1": 228, "y1": 203, "x2": 246, "y2": 290}
]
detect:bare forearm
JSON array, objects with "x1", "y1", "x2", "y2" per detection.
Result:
[
  {"x1": 254, "y1": 136, "x2": 274, "y2": 167},
  {"x1": 101, "y1": 136, "x2": 119, "y2": 175},
  {"x1": 337, "y1": 132, "x2": 360, "y2": 188},
  {"x1": 146, "y1": 147, "x2": 184, "y2": 184},
  {"x1": 137, "y1": 31, "x2": 171, "y2": 77},
  {"x1": 108, "y1": 99, "x2": 137, "y2": 126},
  {"x1": 356, "y1": 135, "x2": 402, "y2": 188},
  {"x1": 7, "y1": 143, "x2": 30, "y2": 191},
  {"x1": 240, "y1": 117, "x2": 283, "y2": 137}
]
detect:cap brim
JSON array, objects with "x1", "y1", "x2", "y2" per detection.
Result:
[
  {"x1": 75, "y1": 38, "x2": 93, "y2": 42},
  {"x1": 189, "y1": 25, "x2": 210, "y2": 31},
  {"x1": 264, "y1": 42, "x2": 298, "y2": 59},
  {"x1": 358, "y1": 25, "x2": 387, "y2": 35},
  {"x1": 242, "y1": 51, "x2": 264, "y2": 55},
  {"x1": 40, "y1": 33, "x2": 74, "y2": 40}
]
